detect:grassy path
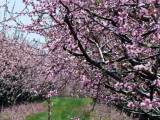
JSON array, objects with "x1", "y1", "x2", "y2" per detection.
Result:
[
  {"x1": 1, "y1": 97, "x2": 133, "y2": 120},
  {"x1": 26, "y1": 97, "x2": 92, "y2": 120}
]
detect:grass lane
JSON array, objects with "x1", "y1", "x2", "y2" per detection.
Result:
[{"x1": 26, "y1": 97, "x2": 92, "y2": 120}]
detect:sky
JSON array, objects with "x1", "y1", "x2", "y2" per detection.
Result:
[{"x1": 0, "y1": 0, "x2": 46, "y2": 46}]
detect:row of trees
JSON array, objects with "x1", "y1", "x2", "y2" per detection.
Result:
[
  {"x1": 1, "y1": 0, "x2": 160, "y2": 119},
  {"x1": 0, "y1": 29, "x2": 59, "y2": 107}
]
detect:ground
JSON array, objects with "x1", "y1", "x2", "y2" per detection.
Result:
[{"x1": 0, "y1": 97, "x2": 137, "y2": 120}]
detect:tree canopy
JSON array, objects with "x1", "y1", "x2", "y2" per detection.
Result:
[{"x1": 1, "y1": 0, "x2": 160, "y2": 119}]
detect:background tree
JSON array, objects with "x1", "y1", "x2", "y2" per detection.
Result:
[{"x1": 0, "y1": 28, "x2": 59, "y2": 108}]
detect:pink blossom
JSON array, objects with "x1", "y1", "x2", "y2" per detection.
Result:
[
  {"x1": 49, "y1": 102, "x2": 53, "y2": 107},
  {"x1": 114, "y1": 82, "x2": 123, "y2": 91},
  {"x1": 127, "y1": 101, "x2": 135, "y2": 108},
  {"x1": 140, "y1": 99, "x2": 152, "y2": 110},
  {"x1": 46, "y1": 94, "x2": 52, "y2": 98},
  {"x1": 73, "y1": 117, "x2": 80, "y2": 120},
  {"x1": 127, "y1": 86, "x2": 133, "y2": 92},
  {"x1": 134, "y1": 64, "x2": 147, "y2": 71},
  {"x1": 49, "y1": 91, "x2": 54, "y2": 95},
  {"x1": 120, "y1": 0, "x2": 128, "y2": 4},
  {"x1": 30, "y1": 88, "x2": 35, "y2": 93},
  {"x1": 122, "y1": 62, "x2": 130, "y2": 67},
  {"x1": 152, "y1": 99, "x2": 160, "y2": 107},
  {"x1": 156, "y1": 80, "x2": 160, "y2": 88},
  {"x1": 30, "y1": 88, "x2": 38, "y2": 94},
  {"x1": 53, "y1": 90, "x2": 58, "y2": 95},
  {"x1": 126, "y1": 74, "x2": 135, "y2": 79}
]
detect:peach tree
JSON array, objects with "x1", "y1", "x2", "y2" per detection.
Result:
[{"x1": 3, "y1": 0, "x2": 160, "y2": 119}]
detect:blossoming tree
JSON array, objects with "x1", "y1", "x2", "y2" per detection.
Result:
[
  {"x1": 0, "y1": 29, "x2": 59, "y2": 107},
  {"x1": 3, "y1": 0, "x2": 160, "y2": 119}
]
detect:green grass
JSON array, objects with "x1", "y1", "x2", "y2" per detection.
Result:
[{"x1": 26, "y1": 97, "x2": 92, "y2": 120}]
